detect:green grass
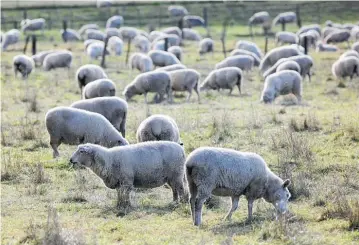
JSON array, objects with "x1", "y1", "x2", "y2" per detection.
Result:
[{"x1": 1, "y1": 14, "x2": 359, "y2": 245}]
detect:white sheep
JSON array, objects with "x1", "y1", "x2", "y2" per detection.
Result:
[
  {"x1": 84, "y1": 39, "x2": 102, "y2": 50},
  {"x1": 138, "y1": 29, "x2": 150, "y2": 39},
  {"x1": 106, "y1": 15, "x2": 124, "y2": 28},
  {"x1": 32, "y1": 50, "x2": 55, "y2": 67},
  {"x1": 296, "y1": 24, "x2": 321, "y2": 36},
  {"x1": 298, "y1": 30, "x2": 320, "y2": 48},
  {"x1": 261, "y1": 70, "x2": 302, "y2": 103},
  {"x1": 162, "y1": 27, "x2": 182, "y2": 37},
  {"x1": 21, "y1": 18, "x2": 45, "y2": 34},
  {"x1": 148, "y1": 50, "x2": 181, "y2": 67},
  {"x1": 332, "y1": 56, "x2": 359, "y2": 81},
  {"x1": 2, "y1": 29, "x2": 20, "y2": 51},
  {"x1": 168, "y1": 46, "x2": 183, "y2": 61},
  {"x1": 184, "y1": 16, "x2": 205, "y2": 27},
  {"x1": 186, "y1": 147, "x2": 291, "y2": 226},
  {"x1": 108, "y1": 36, "x2": 123, "y2": 56},
  {"x1": 316, "y1": 42, "x2": 339, "y2": 52},
  {"x1": 235, "y1": 40, "x2": 263, "y2": 58},
  {"x1": 350, "y1": 26, "x2": 359, "y2": 41},
  {"x1": 61, "y1": 29, "x2": 81, "y2": 42},
  {"x1": 78, "y1": 24, "x2": 99, "y2": 36},
  {"x1": 45, "y1": 106, "x2": 128, "y2": 158},
  {"x1": 13, "y1": 54, "x2": 34, "y2": 79},
  {"x1": 153, "y1": 34, "x2": 181, "y2": 47},
  {"x1": 200, "y1": 67, "x2": 242, "y2": 95},
  {"x1": 276, "y1": 60, "x2": 301, "y2": 74},
  {"x1": 339, "y1": 50, "x2": 359, "y2": 60},
  {"x1": 119, "y1": 27, "x2": 138, "y2": 40},
  {"x1": 182, "y1": 28, "x2": 202, "y2": 41},
  {"x1": 82, "y1": 78, "x2": 116, "y2": 99},
  {"x1": 105, "y1": 28, "x2": 121, "y2": 38},
  {"x1": 76, "y1": 64, "x2": 108, "y2": 91},
  {"x1": 229, "y1": 49, "x2": 261, "y2": 66},
  {"x1": 248, "y1": 11, "x2": 271, "y2": 26},
  {"x1": 136, "y1": 114, "x2": 182, "y2": 145},
  {"x1": 69, "y1": 141, "x2": 187, "y2": 210},
  {"x1": 352, "y1": 41, "x2": 359, "y2": 53},
  {"x1": 156, "y1": 64, "x2": 187, "y2": 72},
  {"x1": 215, "y1": 55, "x2": 254, "y2": 71},
  {"x1": 272, "y1": 12, "x2": 297, "y2": 26},
  {"x1": 275, "y1": 31, "x2": 298, "y2": 46},
  {"x1": 123, "y1": 70, "x2": 172, "y2": 103},
  {"x1": 85, "y1": 29, "x2": 105, "y2": 41},
  {"x1": 149, "y1": 31, "x2": 165, "y2": 42},
  {"x1": 43, "y1": 50, "x2": 73, "y2": 71},
  {"x1": 324, "y1": 29, "x2": 351, "y2": 48},
  {"x1": 322, "y1": 26, "x2": 338, "y2": 39},
  {"x1": 133, "y1": 35, "x2": 151, "y2": 53},
  {"x1": 168, "y1": 69, "x2": 200, "y2": 102},
  {"x1": 198, "y1": 38, "x2": 214, "y2": 55},
  {"x1": 87, "y1": 41, "x2": 109, "y2": 59},
  {"x1": 70, "y1": 97, "x2": 127, "y2": 137},
  {"x1": 168, "y1": 5, "x2": 188, "y2": 17},
  {"x1": 129, "y1": 53, "x2": 153, "y2": 73}
]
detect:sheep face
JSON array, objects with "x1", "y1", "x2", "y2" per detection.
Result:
[
  {"x1": 70, "y1": 145, "x2": 94, "y2": 167},
  {"x1": 271, "y1": 180, "x2": 291, "y2": 216},
  {"x1": 261, "y1": 91, "x2": 275, "y2": 103},
  {"x1": 123, "y1": 85, "x2": 137, "y2": 101}
]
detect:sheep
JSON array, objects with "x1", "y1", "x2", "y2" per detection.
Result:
[
  {"x1": 298, "y1": 30, "x2": 320, "y2": 48},
  {"x1": 61, "y1": 29, "x2": 81, "y2": 42},
  {"x1": 87, "y1": 41, "x2": 109, "y2": 59},
  {"x1": 324, "y1": 29, "x2": 351, "y2": 48},
  {"x1": 352, "y1": 41, "x2": 359, "y2": 53},
  {"x1": 162, "y1": 27, "x2": 182, "y2": 37},
  {"x1": 272, "y1": 12, "x2": 297, "y2": 26},
  {"x1": 182, "y1": 28, "x2": 202, "y2": 41},
  {"x1": 235, "y1": 40, "x2": 263, "y2": 58},
  {"x1": 351, "y1": 26, "x2": 359, "y2": 41},
  {"x1": 168, "y1": 69, "x2": 201, "y2": 102},
  {"x1": 108, "y1": 36, "x2": 123, "y2": 56},
  {"x1": 261, "y1": 70, "x2": 302, "y2": 103},
  {"x1": 316, "y1": 42, "x2": 339, "y2": 52},
  {"x1": 322, "y1": 26, "x2": 339, "y2": 39},
  {"x1": 105, "y1": 28, "x2": 121, "y2": 38},
  {"x1": 96, "y1": 0, "x2": 112, "y2": 8},
  {"x1": 149, "y1": 31, "x2": 165, "y2": 42},
  {"x1": 119, "y1": 27, "x2": 138, "y2": 40},
  {"x1": 168, "y1": 46, "x2": 183, "y2": 61},
  {"x1": 2, "y1": 29, "x2": 21, "y2": 51},
  {"x1": 339, "y1": 50, "x2": 359, "y2": 60},
  {"x1": 168, "y1": 5, "x2": 188, "y2": 17},
  {"x1": 32, "y1": 50, "x2": 55, "y2": 67},
  {"x1": 123, "y1": 71, "x2": 172, "y2": 103},
  {"x1": 148, "y1": 50, "x2": 181, "y2": 67},
  {"x1": 200, "y1": 67, "x2": 242, "y2": 95},
  {"x1": 156, "y1": 64, "x2": 187, "y2": 72},
  {"x1": 342, "y1": 23, "x2": 356, "y2": 31},
  {"x1": 184, "y1": 16, "x2": 205, "y2": 27},
  {"x1": 185, "y1": 147, "x2": 291, "y2": 226},
  {"x1": 106, "y1": 15, "x2": 124, "y2": 28},
  {"x1": 78, "y1": 24, "x2": 99, "y2": 36},
  {"x1": 85, "y1": 29, "x2": 105, "y2": 41},
  {"x1": 276, "y1": 60, "x2": 301, "y2": 74},
  {"x1": 69, "y1": 141, "x2": 187, "y2": 210},
  {"x1": 138, "y1": 30, "x2": 150, "y2": 39},
  {"x1": 133, "y1": 35, "x2": 151, "y2": 53},
  {"x1": 229, "y1": 49, "x2": 261, "y2": 66},
  {"x1": 325, "y1": 20, "x2": 342, "y2": 28},
  {"x1": 215, "y1": 55, "x2": 254, "y2": 71},
  {"x1": 13, "y1": 55, "x2": 34, "y2": 79},
  {"x1": 129, "y1": 53, "x2": 153, "y2": 73},
  {"x1": 21, "y1": 18, "x2": 45, "y2": 34},
  {"x1": 76, "y1": 64, "x2": 108, "y2": 92},
  {"x1": 45, "y1": 106, "x2": 128, "y2": 158},
  {"x1": 43, "y1": 50, "x2": 73, "y2": 71},
  {"x1": 136, "y1": 115, "x2": 182, "y2": 145},
  {"x1": 248, "y1": 11, "x2": 271, "y2": 26},
  {"x1": 296, "y1": 24, "x2": 321, "y2": 36},
  {"x1": 153, "y1": 34, "x2": 181, "y2": 47},
  {"x1": 259, "y1": 45, "x2": 302, "y2": 73},
  {"x1": 332, "y1": 56, "x2": 359, "y2": 81},
  {"x1": 199, "y1": 38, "x2": 214, "y2": 56},
  {"x1": 275, "y1": 32, "x2": 298, "y2": 46},
  {"x1": 82, "y1": 78, "x2": 116, "y2": 99},
  {"x1": 70, "y1": 97, "x2": 127, "y2": 137},
  {"x1": 84, "y1": 39, "x2": 102, "y2": 50}
]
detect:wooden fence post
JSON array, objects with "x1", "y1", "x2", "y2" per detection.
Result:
[
  {"x1": 264, "y1": 36, "x2": 268, "y2": 54},
  {"x1": 304, "y1": 36, "x2": 308, "y2": 55},
  {"x1": 281, "y1": 22, "x2": 286, "y2": 31},
  {"x1": 23, "y1": 35, "x2": 31, "y2": 54},
  {"x1": 32, "y1": 35, "x2": 37, "y2": 55},
  {"x1": 62, "y1": 20, "x2": 68, "y2": 42},
  {"x1": 221, "y1": 19, "x2": 229, "y2": 59},
  {"x1": 23, "y1": 10, "x2": 27, "y2": 20},
  {"x1": 296, "y1": 5, "x2": 302, "y2": 28},
  {"x1": 101, "y1": 36, "x2": 109, "y2": 68},
  {"x1": 164, "y1": 38, "x2": 168, "y2": 51},
  {"x1": 125, "y1": 38, "x2": 132, "y2": 65}
]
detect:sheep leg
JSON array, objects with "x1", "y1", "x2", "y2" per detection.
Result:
[
  {"x1": 188, "y1": 179, "x2": 198, "y2": 224},
  {"x1": 194, "y1": 190, "x2": 211, "y2": 226},
  {"x1": 116, "y1": 186, "x2": 132, "y2": 211},
  {"x1": 167, "y1": 181, "x2": 179, "y2": 202},
  {"x1": 228, "y1": 88, "x2": 233, "y2": 95},
  {"x1": 50, "y1": 140, "x2": 60, "y2": 158},
  {"x1": 237, "y1": 83, "x2": 241, "y2": 95},
  {"x1": 224, "y1": 196, "x2": 239, "y2": 221},
  {"x1": 307, "y1": 72, "x2": 312, "y2": 83},
  {"x1": 144, "y1": 93, "x2": 148, "y2": 104},
  {"x1": 186, "y1": 90, "x2": 192, "y2": 102},
  {"x1": 175, "y1": 178, "x2": 188, "y2": 203},
  {"x1": 194, "y1": 83, "x2": 200, "y2": 103},
  {"x1": 247, "y1": 199, "x2": 254, "y2": 222}
]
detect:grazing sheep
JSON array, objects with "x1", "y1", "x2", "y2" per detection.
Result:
[
  {"x1": 215, "y1": 55, "x2": 254, "y2": 71},
  {"x1": 185, "y1": 147, "x2": 291, "y2": 226},
  {"x1": 259, "y1": 45, "x2": 302, "y2": 73},
  {"x1": 106, "y1": 15, "x2": 124, "y2": 28},
  {"x1": 352, "y1": 41, "x2": 359, "y2": 53},
  {"x1": 229, "y1": 49, "x2": 261, "y2": 66},
  {"x1": 82, "y1": 79, "x2": 116, "y2": 99},
  {"x1": 119, "y1": 27, "x2": 138, "y2": 40},
  {"x1": 148, "y1": 50, "x2": 181, "y2": 67},
  {"x1": 324, "y1": 29, "x2": 351, "y2": 48},
  {"x1": 105, "y1": 28, "x2": 121, "y2": 38},
  {"x1": 108, "y1": 36, "x2": 123, "y2": 55},
  {"x1": 153, "y1": 34, "x2": 181, "y2": 47},
  {"x1": 322, "y1": 26, "x2": 339, "y2": 39},
  {"x1": 275, "y1": 32, "x2": 298, "y2": 46},
  {"x1": 43, "y1": 50, "x2": 72, "y2": 71},
  {"x1": 342, "y1": 23, "x2": 356, "y2": 31},
  {"x1": 339, "y1": 50, "x2": 359, "y2": 60},
  {"x1": 276, "y1": 60, "x2": 301, "y2": 74},
  {"x1": 248, "y1": 11, "x2": 271, "y2": 26},
  {"x1": 200, "y1": 67, "x2": 242, "y2": 95},
  {"x1": 32, "y1": 50, "x2": 55, "y2": 67},
  {"x1": 168, "y1": 69, "x2": 201, "y2": 102},
  {"x1": 2, "y1": 29, "x2": 20, "y2": 51},
  {"x1": 45, "y1": 106, "x2": 128, "y2": 158},
  {"x1": 129, "y1": 53, "x2": 153, "y2": 73},
  {"x1": 199, "y1": 38, "x2": 214, "y2": 55},
  {"x1": 84, "y1": 39, "x2": 102, "y2": 50},
  {"x1": 149, "y1": 31, "x2": 165, "y2": 42},
  {"x1": 138, "y1": 30, "x2": 149, "y2": 39},
  {"x1": 325, "y1": 20, "x2": 342, "y2": 29},
  {"x1": 350, "y1": 26, "x2": 359, "y2": 41},
  {"x1": 123, "y1": 71, "x2": 172, "y2": 103},
  {"x1": 162, "y1": 27, "x2": 182, "y2": 37},
  {"x1": 184, "y1": 16, "x2": 205, "y2": 27},
  {"x1": 316, "y1": 42, "x2": 339, "y2": 52},
  {"x1": 332, "y1": 56, "x2": 359, "y2": 81},
  {"x1": 87, "y1": 41, "x2": 109, "y2": 59},
  {"x1": 78, "y1": 24, "x2": 99, "y2": 36},
  {"x1": 156, "y1": 64, "x2": 187, "y2": 72},
  {"x1": 235, "y1": 40, "x2": 263, "y2": 58},
  {"x1": 182, "y1": 28, "x2": 202, "y2": 41},
  {"x1": 96, "y1": 0, "x2": 112, "y2": 8},
  {"x1": 272, "y1": 12, "x2": 297, "y2": 26},
  {"x1": 61, "y1": 29, "x2": 81, "y2": 42},
  {"x1": 76, "y1": 64, "x2": 108, "y2": 91},
  {"x1": 21, "y1": 18, "x2": 45, "y2": 34},
  {"x1": 133, "y1": 35, "x2": 151, "y2": 53},
  {"x1": 85, "y1": 29, "x2": 105, "y2": 41},
  {"x1": 70, "y1": 97, "x2": 127, "y2": 136},
  {"x1": 296, "y1": 24, "x2": 321, "y2": 36},
  {"x1": 298, "y1": 30, "x2": 320, "y2": 48},
  {"x1": 69, "y1": 141, "x2": 187, "y2": 210},
  {"x1": 168, "y1": 46, "x2": 183, "y2": 61},
  {"x1": 136, "y1": 115, "x2": 182, "y2": 145},
  {"x1": 13, "y1": 55, "x2": 34, "y2": 79},
  {"x1": 261, "y1": 70, "x2": 302, "y2": 103},
  {"x1": 168, "y1": 5, "x2": 188, "y2": 17}
]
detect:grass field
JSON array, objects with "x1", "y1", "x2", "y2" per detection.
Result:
[{"x1": 1, "y1": 16, "x2": 359, "y2": 245}]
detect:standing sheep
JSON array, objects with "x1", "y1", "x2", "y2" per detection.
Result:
[
  {"x1": 199, "y1": 38, "x2": 214, "y2": 56},
  {"x1": 168, "y1": 5, "x2": 188, "y2": 18},
  {"x1": 296, "y1": 24, "x2": 321, "y2": 36},
  {"x1": 13, "y1": 54, "x2": 34, "y2": 79},
  {"x1": 153, "y1": 34, "x2": 181, "y2": 47},
  {"x1": 2, "y1": 29, "x2": 20, "y2": 51},
  {"x1": 86, "y1": 41, "x2": 109, "y2": 59},
  {"x1": 78, "y1": 24, "x2": 99, "y2": 36},
  {"x1": 136, "y1": 115, "x2": 182, "y2": 145},
  {"x1": 82, "y1": 79, "x2": 116, "y2": 99},
  {"x1": 69, "y1": 141, "x2": 187, "y2": 210},
  {"x1": 148, "y1": 50, "x2": 181, "y2": 67},
  {"x1": 168, "y1": 69, "x2": 201, "y2": 102},
  {"x1": 298, "y1": 30, "x2": 320, "y2": 49},
  {"x1": 276, "y1": 60, "x2": 301, "y2": 74},
  {"x1": 106, "y1": 15, "x2": 124, "y2": 28},
  {"x1": 229, "y1": 49, "x2": 261, "y2": 66},
  {"x1": 76, "y1": 64, "x2": 108, "y2": 92},
  {"x1": 43, "y1": 50, "x2": 73, "y2": 71},
  {"x1": 32, "y1": 50, "x2": 55, "y2": 67},
  {"x1": 168, "y1": 46, "x2": 183, "y2": 61},
  {"x1": 61, "y1": 29, "x2": 81, "y2": 42},
  {"x1": 156, "y1": 64, "x2": 187, "y2": 72},
  {"x1": 215, "y1": 55, "x2": 254, "y2": 71},
  {"x1": 183, "y1": 16, "x2": 205, "y2": 28},
  {"x1": 272, "y1": 12, "x2": 297, "y2": 26},
  {"x1": 133, "y1": 35, "x2": 151, "y2": 53},
  {"x1": 235, "y1": 40, "x2": 263, "y2": 58},
  {"x1": 85, "y1": 29, "x2": 105, "y2": 41},
  {"x1": 324, "y1": 29, "x2": 351, "y2": 48},
  {"x1": 186, "y1": 147, "x2": 291, "y2": 226},
  {"x1": 332, "y1": 56, "x2": 359, "y2": 81},
  {"x1": 108, "y1": 36, "x2": 123, "y2": 56},
  {"x1": 162, "y1": 27, "x2": 182, "y2": 37},
  {"x1": 21, "y1": 18, "x2": 45, "y2": 34},
  {"x1": 70, "y1": 97, "x2": 127, "y2": 137},
  {"x1": 129, "y1": 53, "x2": 153, "y2": 73},
  {"x1": 119, "y1": 27, "x2": 138, "y2": 40},
  {"x1": 182, "y1": 28, "x2": 202, "y2": 41},
  {"x1": 261, "y1": 70, "x2": 302, "y2": 103},
  {"x1": 248, "y1": 11, "x2": 271, "y2": 26},
  {"x1": 275, "y1": 32, "x2": 298, "y2": 46},
  {"x1": 200, "y1": 67, "x2": 242, "y2": 95},
  {"x1": 45, "y1": 107, "x2": 128, "y2": 158}
]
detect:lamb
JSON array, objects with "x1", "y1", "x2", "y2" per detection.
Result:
[
  {"x1": 162, "y1": 27, "x2": 182, "y2": 37},
  {"x1": 261, "y1": 70, "x2": 302, "y2": 103},
  {"x1": 168, "y1": 5, "x2": 188, "y2": 17},
  {"x1": 136, "y1": 115, "x2": 182, "y2": 145},
  {"x1": 133, "y1": 35, "x2": 151, "y2": 53},
  {"x1": 118, "y1": 27, "x2": 138, "y2": 40},
  {"x1": 248, "y1": 11, "x2": 270, "y2": 26},
  {"x1": 185, "y1": 147, "x2": 291, "y2": 226},
  {"x1": 123, "y1": 71, "x2": 172, "y2": 103},
  {"x1": 78, "y1": 24, "x2": 99, "y2": 36},
  {"x1": 339, "y1": 50, "x2": 359, "y2": 60},
  {"x1": 69, "y1": 141, "x2": 187, "y2": 210},
  {"x1": 45, "y1": 107, "x2": 128, "y2": 158},
  {"x1": 272, "y1": 12, "x2": 297, "y2": 26},
  {"x1": 182, "y1": 28, "x2": 202, "y2": 41},
  {"x1": 148, "y1": 50, "x2": 181, "y2": 67},
  {"x1": 296, "y1": 24, "x2": 321, "y2": 36},
  {"x1": 70, "y1": 97, "x2": 127, "y2": 137},
  {"x1": 235, "y1": 40, "x2": 263, "y2": 58},
  {"x1": 108, "y1": 36, "x2": 123, "y2": 55},
  {"x1": 76, "y1": 64, "x2": 108, "y2": 91},
  {"x1": 316, "y1": 42, "x2": 338, "y2": 52},
  {"x1": 168, "y1": 69, "x2": 201, "y2": 102},
  {"x1": 82, "y1": 78, "x2": 116, "y2": 99},
  {"x1": 129, "y1": 53, "x2": 153, "y2": 73},
  {"x1": 352, "y1": 42, "x2": 359, "y2": 53},
  {"x1": 105, "y1": 28, "x2": 121, "y2": 38},
  {"x1": 43, "y1": 50, "x2": 73, "y2": 71},
  {"x1": 21, "y1": 18, "x2": 45, "y2": 34},
  {"x1": 156, "y1": 64, "x2": 187, "y2": 72},
  {"x1": 199, "y1": 38, "x2": 214, "y2": 56},
  {"x1": 215, "y1": 55, "x2": 254, "y2": 71},
  {"x1": 2, "y1": 29, "x2": 20, "y2": 51},
  {"x1": 13, "y1": 55, "x2": 34, "y2": 79},
  {"x1": 32, "y1": 50, "x2": 55, "y2": 67},
  {"x1": 61, "y1": 29, "x2": 81, "y2": 42},
  {"x1": 332, "y1": 56, "x2": 359, "y2": 81},
  {"x1": 87, "y1": 41, "x2": 110, "y2": 59},
  {"x1": 276, "y1": 60, "x2": 301, "y2": 74},
  {"x1": 184, "y1": 16, "x2": 205, "y2": 27},
  {"x1": 200, "y1": 67, "x2": 242, "y2": 95},
  {"x1": 259, "y1": 45, "x2": 302, "y2": 73},
  {"x1": 229, "y1": 49, "x2": 261, "y2": 66},
  {"x1": 106, "y1": 15, "x2": 124, "y2": 28},
  {"x1": 275, "y1": 32, "x2": 298, "y2": 46},
  {"x1": 324, "y1": 29, "x2": 351, "y2": 48},
  {"x1": 168, "y1": 46, "x2": 183, "y2": 61},
  {"x1": 85, "y1": 29, "x2": 105, "y2": 41}
]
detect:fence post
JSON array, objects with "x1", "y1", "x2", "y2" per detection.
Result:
[
  {"x1": 125, "y1": 38, "x2": 132, "y2": 65},
  {"x1": 13, "y1": 21, "x2": 18, "y2": 29},
  {"x1": 164, "y1": 38, "x2": 168, "y2": 51},
  {"x1": 62, "y1": 20, "x2": 68, "y2": 42},
  {"x1": 136, "y1": 7, "x2": 141, "y2": 27},
  {"x1": 281, "y1": 22, "x2": 286, "y2": 31},
  {"x1": 221, "y1": 19, "x2": 229, "y2": 58},
  {"x1": 23, "y1": 35, "x2": 31, "y2": 54},
  {"x1": 203, "y1": 7, "x2": 208, "y2": 27},
  {"x1": 23, "y1": 10, "x2": 27, "y2": 20},
  {"x1": 101, "y1": 36, "x2": 109, "y2": 68},
  {"x1": 178, "y1": 17, "x2": 184, "y2": 40},
  {"x1": 304, "y1": 36, "x2": 308, "y2": 55},
  {"x1": 264, "y1": 36, "x2": 268, "y2": 54},
  {"x1": 32, "y1": 35, "x2": 37, "y2": 55},
  {"x1": 296, "y1": 5, "x2": 302, "y2": 28}
]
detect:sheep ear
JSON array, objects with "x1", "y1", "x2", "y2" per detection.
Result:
[
  {"x1": 79, "y1": 145, "x2": 93, "y2": 154},
  {"x1": 282, "y1": 179, "x2": 291, "y2": 188}
]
